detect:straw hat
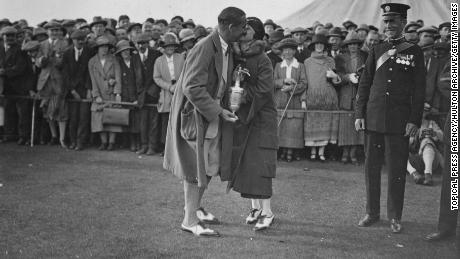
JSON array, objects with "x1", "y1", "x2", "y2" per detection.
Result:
[
  {"x1": 115, "y1": 39, "x2": 134, "y2": 54},
  {"x1": 341, "y1": 31, "x2": 363, "y2": 47},
  {"x1": 179, "y1": 28, "x2": 196, "y2": 43},
  {"x1": 162, "y1": 33, "x2": 180, "y2": 48}
]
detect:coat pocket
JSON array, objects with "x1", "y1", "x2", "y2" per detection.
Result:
[{"x1": 180, "y1": 104, "x2": 197, "y2": 141}]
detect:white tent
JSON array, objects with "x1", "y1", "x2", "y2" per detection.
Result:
[{"x1": 278, "y1": 0, "x2": 453, "y2": 29}]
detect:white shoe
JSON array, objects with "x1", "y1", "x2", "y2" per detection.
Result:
[
  {"x1": 181, "y1": 222, "x2": 220, "y2": 237},
  {"x1": 245, "y1": 208, "x2": 262, "y2": 224},
  {"x1": 196, "y1": 207, "x2": 219, "y2": 224},
  {"x1": 254, "y1": 214, "x2": 275, "y2": 231}
]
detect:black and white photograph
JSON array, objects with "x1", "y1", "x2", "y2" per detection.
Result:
[{"x1": 0, "y1": 0, "x2": 458, "y2": 258}]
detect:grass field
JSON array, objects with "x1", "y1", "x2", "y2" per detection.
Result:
[{"x1": 0, "y1": 143, "x2": 457, "y2": 258}]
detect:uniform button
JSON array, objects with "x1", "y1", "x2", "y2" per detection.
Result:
[
  {"x1": 388, "y1": 79, "x2": 391, "y2": 83},
  {"x1": 389, "y1": 68, "x2": 393, "y2": 71},
  {"x1": 391, "y1": 57, "x2": 394, "y2": 59},
  {"x1": 386, "y1": 92, "x2": 389, "y2": 95}
]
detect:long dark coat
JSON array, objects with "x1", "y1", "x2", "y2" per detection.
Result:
[
  {"x1": 228, "y1": 40, "x2": 278, "y2": 197},
  {"x1": 163, "y1": 31, "x2": 234, "y2": 188},
  {"x1": 335, "y1": 50, "x2": 368, "y2": 110}
]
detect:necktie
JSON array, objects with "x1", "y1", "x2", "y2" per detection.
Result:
[{"x1": 76, "y1": 50, "x2": 80, "y2": 62}]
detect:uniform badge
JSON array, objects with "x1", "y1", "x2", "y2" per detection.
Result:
[{"x1": 385, "y1": 6, "x2": 391, "y2": 11}]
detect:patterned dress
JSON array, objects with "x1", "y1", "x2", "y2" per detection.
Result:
[{"x1": 302, "y1": 52, "x2": 339, "y2": 146}]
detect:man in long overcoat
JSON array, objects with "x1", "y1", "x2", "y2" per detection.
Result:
[{"x1": 163, "y1": 7, "x2": 247, "y2": 237}]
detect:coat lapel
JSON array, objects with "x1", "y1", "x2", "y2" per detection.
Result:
[{"x1": 212, "y1": 32, "x2": 223, "y2": 80}]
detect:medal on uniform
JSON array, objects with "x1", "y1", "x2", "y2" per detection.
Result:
[
  {"x1": 388, "y1": 49, "x2": 396, "y2": 56},
  {"x1": 396, "y1": 59, "x2": 400, "y2": 64}
]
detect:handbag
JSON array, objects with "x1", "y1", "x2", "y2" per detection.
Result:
[
  {"x1": 180, "y1": 101, "x2": 197, "y2": 141},
  {"x1": 102, "y1": 107, "x2": 130, "y2": 126}
]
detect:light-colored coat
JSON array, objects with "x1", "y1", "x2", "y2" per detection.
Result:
[
  {"x1": 153, "y1": 53, "x2": 185, "y2": 113},
  {"x1": 88, "y1": 54, "x2": 122, "y2": 101},
  {"x1": 163, "y1": 31, "x2": 234, "y2": 188},
  {"x1": 36, "y1": 39, "x2": 69, "y2": 95}
]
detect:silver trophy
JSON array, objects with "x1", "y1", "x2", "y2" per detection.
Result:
[{"x1": 229, "y1": 66, "x2": 250, "y2": 114}]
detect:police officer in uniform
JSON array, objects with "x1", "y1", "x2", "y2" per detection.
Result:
[{"x1": 355, "y1": 3, "x2": 426, "y2": 233}]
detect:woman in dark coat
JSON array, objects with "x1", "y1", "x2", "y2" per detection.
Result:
[
  {"x1": 229, "y1": 17, "x2": 278, "y2": 231},
  {"x1": 115, "y1": 39, "x2": 143, "y2": 151},
  {"x1": 335, "y1": 31, "x2": 367, "y2": 164}
]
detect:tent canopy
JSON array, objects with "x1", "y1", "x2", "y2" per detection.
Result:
[{"x1": 278, "y1": 0, "x2": 452, "y2": 30}]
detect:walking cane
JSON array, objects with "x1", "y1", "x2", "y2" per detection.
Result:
[
  {"x1": 277, "y1": 83, "x2": 298, "y2": 127},
  {"x1": 30, "y1": 98, "x2": 36, "y2": 147}
]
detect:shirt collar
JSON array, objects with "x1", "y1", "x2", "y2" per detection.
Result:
[
  {"x1": 166, "y1": 55, "x2": 174, "y2": 62},
  {"x1": 280, "y1": 58, "x2": 299, "y2": 68},
  {"x1": 218, "y1": 33, "x2": 228, "y2": 55},
  {"x1": 140, "y1": 48, "x2": 148, "y2": 57}
]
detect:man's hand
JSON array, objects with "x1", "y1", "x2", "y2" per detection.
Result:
[
  {"x1": 355, "y1": 118, "x2": 365, "y2": 131},
  {"x1": 220, "y1": 109, "x2": 238, "y2": 123},
  {"x1": 405, "y1": 123, "x2": 418, "y2": 137},
  {"x1": 95, "y1": 96, "x2": 103, "y2": 104}
]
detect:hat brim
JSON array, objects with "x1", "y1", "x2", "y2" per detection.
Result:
[
  {"x1": 263, "y1": 22, "x2": 276, "y2": 27},
  {"x1": 342, "y1": 39, "x2": 363, "y2": 46},
  {"x1": 115, "y1": 46, "x2": 134, "y2": 54},
  {"x1": 327, "y1": 33, "x2": 342, "y2": 38},
  {"x1": 163, "y1": 43, "x2": 180, "y2": 48},
  {"x1": 90, "y1": 21, "x2": 108, "y2": 28},
  {"x1": 279, "y1": 42, "x2": 298, "y2": 50},
  {"x1": 308, "y1": 40, "x2": 330, "y2": 51},
  {"x1": 291, "y1": 30, "x2": 307, "y2": 34},
  {"x1": 180, "y1": 35, "x2": 196, "y2": 43}
]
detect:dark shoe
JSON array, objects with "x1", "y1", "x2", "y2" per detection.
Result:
[
  {"x1": 69, "y1": 143, "x2": 76, "y2": 150},
  {"x1": 181, "y1": 222, "x2": 220, "y2": 237},
  {"x1": 341, "y1": 156, "x2": 349, "y2": 164},
  {"x1": 48, "y1": 137, "x2": 58, "y2": 146},
  {"x1": 17, "y1": 138, "x2": 26, "y2": 145},
  {"x1": 424, "y1": 231, "x2": 455, "y2": 242},
  {"x1": 412, "y1": 171, "x2": 424, "y2": 184},
  {"x1": 130, "y1": 143, "x2": 137, "y2": 152},
  {"x1": 146, "y1": 148, "x2": 156, "y2": 156},
  {"x1": 106, "y1": 143, "x2": 114, "y2": 151},
  {"x1": 390, "y1": 218, "x2": 402, "y2": 233},
  {"x1": 358, "y1": 214, "x2": 380, "y2": 227},
  {"x1": 423, "y1": 174, "x2": 434, "y2": 186},
  {"x1": 136, "y1": 146, "x2": 148, "y2": 155},
  {"x1": 74, "y1": 145, "x2": 83, "y2": 151},
  {"x1": 98, "y1": 143, "x2": 107, "y2": 150}
]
